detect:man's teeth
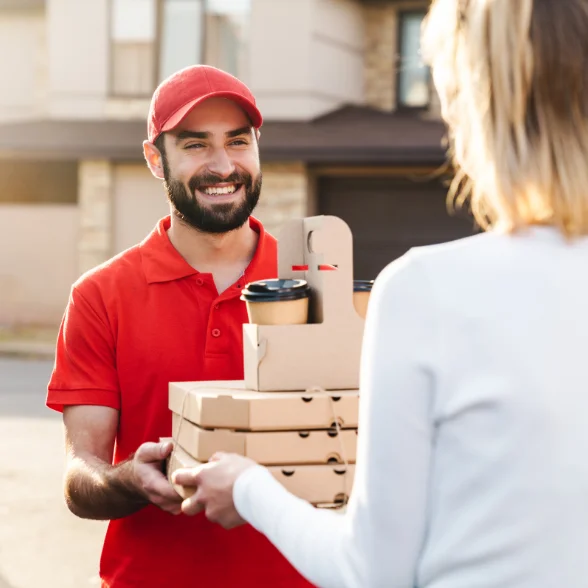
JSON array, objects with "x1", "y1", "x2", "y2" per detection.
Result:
[{"x1": 203, "y1": 185, "x2": 238, "y2": 195}]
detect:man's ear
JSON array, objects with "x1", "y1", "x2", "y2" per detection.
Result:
[
  {"x1": 143, "y1": 140, "x2": 165, "y2": 180},
  {"x1": 255, "y1": 129, "x2": 261, "y2": 144}
]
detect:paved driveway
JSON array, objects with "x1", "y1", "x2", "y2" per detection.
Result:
[{"x1": 0, "y1": 358, "x2": 106, "y2": 588}]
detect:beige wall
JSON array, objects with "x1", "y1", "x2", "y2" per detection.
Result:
[
  {"x1": 250, "y1": 0, "x2": 365, "y2": 120},
  {"x1": 249, "y1": 0, "x2": 313, "y2": 119},
  {"x1": 0, "y1": 204, "x2": 78, "y2": 325},
  {"x1": 104, "y1": 97, "x2": 151, "y2": 120},
  {"x1": 47, "y1": 0, "x2": 110, "y2": 119},
  {"x1": 0, "y1": 8, "x2": 47, "y2": 122},
  {"x1": 311, "y1": 0, "x2": 364, "y2": 106},
  {"x1": 113, "y1": 164, "x2": 170, "y2": 255}
]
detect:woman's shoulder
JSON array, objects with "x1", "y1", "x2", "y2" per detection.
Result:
[
  {"x1": 376, "y1": 231, "x2": 502, "y2": 283},
  {"x1": 410, "y1": 230, "x2": 505, "y2": 264},
  {"x1": 370, "y1": 231, "x2": 519, "y2": 316}
]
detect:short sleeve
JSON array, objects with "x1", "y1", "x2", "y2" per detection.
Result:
[{"x1": 46, "y1": 284, "x2": 120, "y2": 412}]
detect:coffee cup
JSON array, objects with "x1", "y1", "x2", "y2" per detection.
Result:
[
  {"x1": 353, "y1": 280, "x2": 373, "y2": 319},
  {"x1": 241, "y1": 279, "x2": 310, "y2": 325}
]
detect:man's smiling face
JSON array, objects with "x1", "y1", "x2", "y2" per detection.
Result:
[{"x1": 156, "y1": 97, "x2": 262, "y2": 234}]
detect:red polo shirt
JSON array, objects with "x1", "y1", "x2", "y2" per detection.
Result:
[{"x1": 46, "y1": 216, "x2": 312, "y2": 588}]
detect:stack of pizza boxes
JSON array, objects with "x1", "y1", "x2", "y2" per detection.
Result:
[{"x1": 166, "y1": 216, "x2": 365, "y2": 508}]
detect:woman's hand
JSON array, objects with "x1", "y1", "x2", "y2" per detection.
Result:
[{"x1": 172, "y1": 453, "x2": 257, "y2": 529}]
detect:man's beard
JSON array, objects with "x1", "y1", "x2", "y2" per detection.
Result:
[{"x1": 162, "y1": 159, "x2": 262, "y2": 234}]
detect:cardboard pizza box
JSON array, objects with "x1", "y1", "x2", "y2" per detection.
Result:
[
  {"x1": 168, "y1": 380, "x2": 359, "y2": 431},
  {"x1": 171, "y1": 412, "x2": 357, "y2": 465},
  {"x1": 166, "y1": 441, "x2": 354, "y2": 506}
]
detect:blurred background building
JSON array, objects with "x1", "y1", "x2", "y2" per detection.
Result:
[{"x1": 0, "y1": 0, "x2": 477, "y2": 328}]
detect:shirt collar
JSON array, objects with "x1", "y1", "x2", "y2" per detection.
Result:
[{"x1": 140, "y1": 215, "x2": 276, "y2": 285}]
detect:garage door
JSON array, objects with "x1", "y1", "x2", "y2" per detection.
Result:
[{"x1": 318, "y1": 176, "x2": 478, "y2": 280}]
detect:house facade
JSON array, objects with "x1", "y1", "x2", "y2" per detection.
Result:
[{"x1": 0, "y1": 0, "x2": 476, "y2": 326}]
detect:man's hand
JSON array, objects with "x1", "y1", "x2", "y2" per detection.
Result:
[
  {"x1": 63, "y1": 404, "x2": 184, "y2": 520},
  {"x1": 172, "y1": 453, "x2": 257, "y2": 529},
  {"x1": 131, "y1": 441, "x2": 184, "y2": 515}
]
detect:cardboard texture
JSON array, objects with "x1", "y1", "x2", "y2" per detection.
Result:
[
  {"x1": 243, "y1": 215, "x2": 365, "y2": 391},
  {"x1": 168, "y1": 381, "x2": 359, "y2": 431},
  {"x1": 171, "y1": 412, "x2": 357, "y2": 465},
  {"x1": 167, "y1": 441, "x2": 355, "y2": 505}
]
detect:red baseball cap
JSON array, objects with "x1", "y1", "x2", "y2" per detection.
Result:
[{"x1": 147, "y1": 65, "x2": 263, "y2": 143}]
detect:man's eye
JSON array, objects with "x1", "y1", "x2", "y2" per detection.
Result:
[
  {"x1": 185, "y1": 143, "x2": 205, "y2": 149},
  {"x1": 231, "y1": 140, "x2": 248, "y2": 146}
]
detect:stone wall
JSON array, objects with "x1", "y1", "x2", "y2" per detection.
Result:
[
  {"x1": 78, "y1": 160, "x2": 113, "y2": 275},
  {"x1": 363, "y1": 2, "x2": 397, "y2": 112},
  {"x1": 256, "y1": 163, "x2": 309, "y2": 236}
]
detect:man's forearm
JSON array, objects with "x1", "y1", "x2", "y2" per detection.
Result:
[{"x1": 65, "y1": 454, "x2": 149, "y2": 520}]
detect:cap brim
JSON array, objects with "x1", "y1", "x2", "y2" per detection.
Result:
[{"x1": 161, "y1": 92, "x2": 263, "y2": 134}]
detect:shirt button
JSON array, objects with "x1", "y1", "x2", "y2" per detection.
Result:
[
  {"x1": 214, "y1": 303, "x2": 221, "y2": 310},
  {"x1": 211, "y1": 328, "x2": 221, "y2": 338},
  {"x1": 196, "y1": 278, "x2": 204, "y2": 286}
]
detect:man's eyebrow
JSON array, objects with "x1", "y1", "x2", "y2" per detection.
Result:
[
  {"x1": 175, "y1": 130, "x2": 209, "y2": 142},
  {"x1": 226, "y1": 126, "x2": 253, "y2": 138},
  {"x1": 174, "y1": 126, "x2": 253, "y2": 142}
]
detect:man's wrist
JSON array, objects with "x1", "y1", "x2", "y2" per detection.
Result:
[{"x1": 108, "y1": 457, "x2": 149, "y2": 505}]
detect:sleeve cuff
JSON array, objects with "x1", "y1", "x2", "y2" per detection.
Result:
[{"x1": 46, "y1": 388, "x2": 120, "y2": 413}]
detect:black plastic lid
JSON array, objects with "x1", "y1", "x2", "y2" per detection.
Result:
[
  {"x1": 241, "y1": 278, "x2": 310, "y2": 302},
  {"x1": 353, "y1": 280, "x2": 374, "y2": 293}
]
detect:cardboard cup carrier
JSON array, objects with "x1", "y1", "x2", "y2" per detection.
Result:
[{"x1": 242, "y1": 215, "x2": 365, "y2": 392}]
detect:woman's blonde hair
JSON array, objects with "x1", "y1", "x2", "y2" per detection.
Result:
[{"x1": 422, "y1": 0, "x2": 588, "y2": 236}]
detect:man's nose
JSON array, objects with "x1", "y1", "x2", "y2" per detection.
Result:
[{"x1": 206, "y1": 149, "x2": 236, "y2": 179}]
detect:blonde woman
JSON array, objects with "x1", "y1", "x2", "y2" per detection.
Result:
[{"x1": 172, "y1": 0, "x2": 588, "y2": 586}]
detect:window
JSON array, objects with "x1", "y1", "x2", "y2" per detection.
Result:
[
  {"x1": 204, "y1": 0, "x2": 251, "y2": 81},
  {"x1": 110, "y1": 0, "x2": 251, "y2": 97},
  {"x1": 111, "y1": 0, "x2": 158, "y2": 96},
  {"x1": 397, "y1": 12, "x2": 431, "y2": 109},
  {"x1": 159, "y1": 0, "x2": 205, "y2": 81},
  {"x1": 110, "y1": 0, "x2": 205, "y2": 97}
]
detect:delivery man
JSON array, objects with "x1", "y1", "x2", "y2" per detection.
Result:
[{"x1": 46, "y1": 65, "x2": 313, "y2": 588}]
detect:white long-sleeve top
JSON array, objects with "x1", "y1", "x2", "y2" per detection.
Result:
[{"x1": 233, "y1": 226, "x2": 588, "y2": 588}]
